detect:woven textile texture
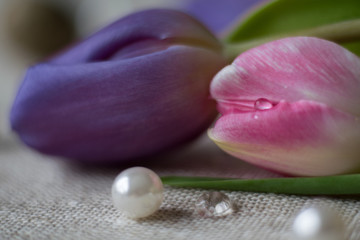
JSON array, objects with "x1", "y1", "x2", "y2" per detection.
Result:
[{"x1": 1, "y1": 134, "x2": 360, "y2": 240}]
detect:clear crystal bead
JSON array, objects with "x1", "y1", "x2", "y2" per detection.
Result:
[{"x1": 194, "y1": 192, "x2": 235, "y2": 217}]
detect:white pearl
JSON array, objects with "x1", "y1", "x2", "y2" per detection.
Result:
[
  {"x1": 293, "y1": 206, "x2": 345, "y2": 240},
  {"x1": 111, "y1": 167, "x2": 163, "y2": 219}
]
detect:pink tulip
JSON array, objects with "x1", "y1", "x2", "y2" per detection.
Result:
[{"x1": 209, "y1": 37, "x2": 360, "y2": 176}]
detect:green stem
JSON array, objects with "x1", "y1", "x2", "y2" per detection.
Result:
[
  {"x1": 161, "y1": 174, "x2": 360, "y2": 195},
  {"x1": 224, "y1": 19, "x2": 360, "y2": 60}
]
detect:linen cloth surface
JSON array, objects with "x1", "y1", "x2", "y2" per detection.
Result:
[{"x1": 1, "y1": 135, "x2": 360, "y2": 240}]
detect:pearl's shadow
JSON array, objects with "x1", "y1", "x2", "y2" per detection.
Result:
[{"x1": 136, "y1": 208, "x2": 194, "y2": 224}]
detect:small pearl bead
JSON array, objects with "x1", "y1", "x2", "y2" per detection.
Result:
[
  {"x1": 111, "y1": 167, "x2": 163, "y2": 219},
  {"x1": 293, "y1": 206, "x2": 345, "y2": 240}
]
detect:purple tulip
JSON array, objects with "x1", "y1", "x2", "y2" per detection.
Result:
[
  {"x1": 10, "y1": 9, "x2": 226, "y2": 163},
  {"x1": 184, "y1": 0, "x2": 265, "y2": 34}
]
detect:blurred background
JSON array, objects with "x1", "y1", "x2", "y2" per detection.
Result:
[{"x1": 0, "y1": 0, "x2": 260, "y2": 145}]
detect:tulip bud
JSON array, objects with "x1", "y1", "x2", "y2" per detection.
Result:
[
  {"x1": 209, "y1": 37, "x2": 360, "y2": 176},
  {"x1": 184, "y1": 0, "x2": 264, "y2": 34},
  {"x1": 10, "y1": 9, "x2": 226, "y2": 163}
]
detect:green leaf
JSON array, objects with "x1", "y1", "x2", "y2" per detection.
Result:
[
  {"x1": 225, "y1": 0, "x2": 360, "y2": 57},
  {"x1": 161, "y1": 174, "x2": 360, "y2": 195},
  {"x1": 227, "y1": 0, "x2": 360, "y2": 42},
  {"x1": 343, "y1": 41, "x2": 360, "y2": 56}
]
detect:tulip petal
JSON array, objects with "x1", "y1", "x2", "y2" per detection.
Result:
[
  {"x1": 50, "y1": 9, "x2": 222, "y2": 64},
  {"x1": 211, "y1": 37, "x2": 360, "y2": 116},
  {"x1": 11, "y1": 45, "x2": 224, "y2": 162},
  {"x1": 209, "y1": 100, "x2": 360, "y2": 176},
  {"x1": 184, "y1": 0, "x2": 264, "y2": 34},
  {"x1": 10, "y1": 9, "x2": 226, "y2": 162}
]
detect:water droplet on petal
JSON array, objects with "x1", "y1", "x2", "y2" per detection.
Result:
[
  {"x1": 254, "y1": 98, "x2": 274, "y2": 110},
  {"x1": 195, "y1": 192, "x2": 235, "y2": 217}
]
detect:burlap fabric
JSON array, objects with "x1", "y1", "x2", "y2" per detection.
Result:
[{"x1": 1, "y1": 135, "x2": 360, "y2": 240}]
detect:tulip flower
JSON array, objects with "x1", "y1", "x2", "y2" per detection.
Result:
[
  {"x1": 209, "y1": 37, "x2": 360, "y2": 176},
  {"x1": 10, "y1": 9, "x2": 226, "y2": 163},
  {"x1": 184, "y1": 0, "x2": 265, "y2": 34}
]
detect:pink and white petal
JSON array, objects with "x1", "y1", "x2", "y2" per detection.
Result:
[
  {"x1": 208, "y1": 100, "x2": 360, "y2": 176},
  {"x1": 211, "y1": 37, "x2": 360, "y2": 116}
]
